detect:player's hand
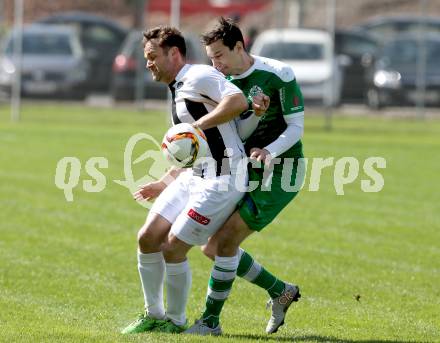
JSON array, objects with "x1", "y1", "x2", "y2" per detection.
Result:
[
  {"x1": 133, "y1": 181, "x2": 166, "y2": 201},
  {"x1": 252, "y1": 94, "x2": 270, "y2": 117},
  {"x1": 249, "y1": 148, "x2": 271, "y2": 164}
]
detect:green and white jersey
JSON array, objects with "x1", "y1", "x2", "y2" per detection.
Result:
[{"x1": 227, "y1": 55, "x2": 304, "y2": 158}]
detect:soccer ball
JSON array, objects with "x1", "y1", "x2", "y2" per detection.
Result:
[{"x1": 161, "y1": 123, "x2": 208, "y2": 168}]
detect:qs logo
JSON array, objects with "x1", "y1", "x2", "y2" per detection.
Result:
[{"x1": 54, "y1": 133, "x2": 169, "y2": 208}]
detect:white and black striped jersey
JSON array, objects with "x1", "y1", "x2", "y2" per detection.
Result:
[{"x1": 168, "y1": 64, "x2": 246, "y2": 178}]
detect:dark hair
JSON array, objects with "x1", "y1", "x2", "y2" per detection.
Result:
[
  {"x1": 143, "y1": 25, "x2": 186, "y2": 57},
  {"x1": 201, "y1": 17, "x2": 245, "y2": 51}
]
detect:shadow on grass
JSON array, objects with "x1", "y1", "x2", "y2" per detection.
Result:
[{"x1": 225, "y1": 333, "x2": 430, "y2": 343}]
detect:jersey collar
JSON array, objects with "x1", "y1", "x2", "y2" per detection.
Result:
[
  {"x1": 229, "y1": 55, "x2": 259, "y2": 80},
  {"x1": 174, "y1": 64, "x2": 191, "y2": 83}
]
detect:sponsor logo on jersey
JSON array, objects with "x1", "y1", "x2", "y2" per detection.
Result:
[
  {"x1": 248, "y1": 85, "x2": 263, "y2": 99},
  {"x1": 188, "y1": 209, "x2": 210, "y2": 225},
  {"x1": 288, "y1": 96, "x2": 302, "y2": 112}
]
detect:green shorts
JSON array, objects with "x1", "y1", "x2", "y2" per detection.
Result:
[{"x1": 238, "y1": 154, "x2": 305, "y2": 231}]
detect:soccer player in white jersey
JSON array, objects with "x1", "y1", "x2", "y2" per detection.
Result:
[
  {"x1": 121, "y1": 25, "x2": 269, "y2": 334},
  {"x1": 184, "y1": 18, "x2": 305, "y2": 336}
]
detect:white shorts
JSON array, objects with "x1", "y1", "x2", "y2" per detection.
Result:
[{"x1": 149, "y1": 170, "x2": 245, "y2": 246}]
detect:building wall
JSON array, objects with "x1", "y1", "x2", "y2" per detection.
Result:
[{"x1": 1, "y1": 0, "x2": 440, "y2": 33}]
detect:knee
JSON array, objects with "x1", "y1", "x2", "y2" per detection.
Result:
[
  {"x1": 216, "y1": 212, "x2": 252, "y2": 257},
  {"x1": 137, "y1": 225, "x2": 161, "y2": 253},
  {"x1": 216, "y1": 231, "x2": 239, "y2": 257},
  {"x1": 162, "y1": 236, "x2": 187, "y2": 262},
  {"x1": 217, "y1": 240, "x2": 237, "y2": 257},
  {"x1": 161, "y1": 240, "x2": 176, "y2": 260},
  {"x1": 201, "y1": 243, "x2": 216, "y2": 261}
]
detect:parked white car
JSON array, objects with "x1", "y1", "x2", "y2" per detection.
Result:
[{"x1": 251, "y1": 29, "x2": 342, "y2": 106}]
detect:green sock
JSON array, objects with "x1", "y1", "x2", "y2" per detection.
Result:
[
  {"x1": 202, "y1": 258, "x2": 238, "y2": 328},
  {"x1": 202, "y1": 297, "x2": 223, "y2": 328},
  {"x1": 237, "y1": 249, "x2": 286, "y2": 299}
]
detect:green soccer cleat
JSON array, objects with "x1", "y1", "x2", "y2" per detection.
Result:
[
  {"x1": 121, "y1": 313, "x2": 163, "y2": 334},
  {"x1": 153, "y1": 319, "x2": 188, "y2": 333}
]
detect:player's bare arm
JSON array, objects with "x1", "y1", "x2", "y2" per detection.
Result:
[
  {"x1": 193, "y1": 93, "x2": 247, "y2": 130},
  {"x1": 133, "y1": 167, "x2": 184, "y2": 201}
]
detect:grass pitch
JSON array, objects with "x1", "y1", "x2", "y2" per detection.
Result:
[{"x1": 0, "y1": 103, "x2": 439, "y2": 342}]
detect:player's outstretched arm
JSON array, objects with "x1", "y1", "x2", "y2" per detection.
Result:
[
  {"x1": 193, "y1": 93, "x2": 248, "y2": 131},
  {"x1": 133, "y1": 167, "x2": 184, "y2": 201},
  {"x1": 236, "y1": 93, "x2": 270, "y2": 140}
]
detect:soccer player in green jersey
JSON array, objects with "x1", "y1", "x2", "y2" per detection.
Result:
[{"x1": 185, "y1": 18, "x2": 305, "y2": 336}]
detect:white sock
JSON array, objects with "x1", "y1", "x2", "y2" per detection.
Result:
[
  {"x1": 166, "y1": 260, "x2": 192, "y2": 326},
  {"x1": 138, "y1": 251, "x2": 166, "y2": 319}
]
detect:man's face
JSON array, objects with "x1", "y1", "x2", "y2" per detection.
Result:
[
  {"x1": 205, "y1": 39, "x2": 241, "y2": 76},
  {"x1": 144, "y1": 39, "x2": 172, "y2": 83}
]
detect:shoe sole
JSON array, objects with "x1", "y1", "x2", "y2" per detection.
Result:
[
  {"x1": 184, "y1": 330, "x2": 222, "y2": 336},
  {"x1": 268, "y1": 287, "x2": 301, "y2": 334}
]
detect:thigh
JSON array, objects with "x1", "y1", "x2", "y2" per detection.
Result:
[
  {"x1": 138, "y1": 212, "x2": 173, "y2": 253},
  {"x1": 149, "y1": 172, "x2": 190, "y2": 224},
  {"x1": 239, "y1": 165, "x2": 300, "y2": 232},
  {"x1": 212, "y1": 210, "x2": 254, "y2": 248}
]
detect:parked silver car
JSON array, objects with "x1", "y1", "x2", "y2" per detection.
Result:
[
  {"x1": 0, "y1": 24, "x2": 89, "y2": 99},
  {"x1": 37, "y1": 12, "x2": 128, "y2": 92},
  {"x1": 251, "y1": 29, "x2": 343, "y2": 106},
  {"x1": 365, "y1": 33, "x2": 440, "y2": 109},
  {"x1": 354, "y1": 15, "x2": 440, "y2": 44}
]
